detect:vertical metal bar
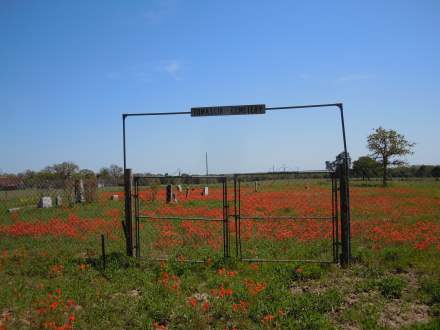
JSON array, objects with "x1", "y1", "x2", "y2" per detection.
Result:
[
  {"x1": 225, "y1": 178, "x2": 229, "y2": 258},
  {"x1": 238, "y1": 179, "x2": 242, "y2": 259},
  {"x1": 222, "y1": 180, "x2": 225, "y2": 258},
  {"x1": 340, "y1": 165, "x2": 349, "y2": 267},
  {"x1": 124, "y1": 169, "x2": 133, "y2": 256},
  {"x1": 335, "y1": 175, "x2": 339, "y2": 262},
  {"x1": 122, "y1": 115, "x2": 127, "y2": 171},
  {"x1": 101, "y1": 234, "x2": 106, "y2": 270},
  {"x1": 135, "y1": 178, "x2": 140, "y2": 258},
  {"x1": 338, "y1": 104, "x2": 351, "y2": 265},
  {"x1": 234, "y1": 176, "x2": 238, "y2": 257},
  {"x1": 331, "y1": 174, "x2": 336, "y2": 263}
]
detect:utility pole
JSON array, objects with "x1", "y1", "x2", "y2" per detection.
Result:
[{"x1": 205, "y1": 152, "x2": 209, "y2": 176}]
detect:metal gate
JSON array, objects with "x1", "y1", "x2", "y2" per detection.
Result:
[
  {"x1": 132, "y1": 175, "x2": 230, "y2": 262},
  {"x1": 125, "y1": 169, "x2": 348, "y2": 265},
  {"x1": 234, "y1": 171, "x2": 341, "y2": 263}
]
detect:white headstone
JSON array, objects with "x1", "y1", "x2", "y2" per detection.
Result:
[
  {"x1": 56, "y1": 195, "x2": 62, "y2": 207},
  {"x1": 177, "y1": 184, "x2": 182, "y2": 192},
  {"x1": 203, "y1": 186, "x2": 209, "y2": 196},
  {"x1": 38, "y1": 196, "x2": 52, "y2": 208},
  {"x1": 111, "y1": 194, "x2": 119, "y2": 201}
]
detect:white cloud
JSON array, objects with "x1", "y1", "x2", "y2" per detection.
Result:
[{"x1": 158, "y1": 60, "x2": 182, "y2": 80}]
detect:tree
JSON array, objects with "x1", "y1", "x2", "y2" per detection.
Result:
[
  {"x1": 108, "y1": 164, "x2": 123, "y2": 185},
  {"x1": 352, "y1": 156, "x2": 380, "y2": 180},
  {"x1": 98, "y1": 167, "x2": 111, "y2": 184},
  {"x1": 416, "y1": 165, "x2": 429, "y2": 177},
  {"x1": 45, "y1": 162, "x2": 79, "y2": 179},
  {"x1": 79, "y1": 169, "x2": 96, "y2": 178},
  {"x1": 432, "y1": 166, "x2": 440, "y2": 178},
  {"x1": 367, "y1": 127, "x2": 415, "y2": 185}
]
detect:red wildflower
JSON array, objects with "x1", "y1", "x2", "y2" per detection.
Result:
[
  {"x1": 188, "y1": 297, "x2": 198, "y2": 308},
  {"x1": 262, "y1": 314, "x2": 275, "y2": 323}
]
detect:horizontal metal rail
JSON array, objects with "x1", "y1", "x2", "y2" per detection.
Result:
[
  {"x1": 123, "y1": 111, "x2": 190, "y2": 117},
  {"x1": 242, "y1": 258, "x2": 334, "y2": 264},
  {"x1": 134, "y1": 174, "x2": 227, "y2": 180},
  {"x1": 134, "y1": 172, "x2": 332, "y2": 181},
  {"x1": 240, "y1": 215, "x2": 333, "y2": 221},
  {"x1": 235, "y1": 170, "x2": 333, "y2": 176},
  {"x1": 266, "y1": 103, "x2": 341, "y2": 111},
  {"x1": 137, "y1": 256, "x2": 207, "y2": 263},
  {"x1": 139, "y1": 215, "x2": 224, "y2": 222}
]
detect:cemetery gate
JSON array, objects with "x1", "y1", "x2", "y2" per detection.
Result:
[
  {"x1": 122, "y1": 103, "x2": 351, "y2": 266},
  {"x1": 131, "y1": 175, "x2": 230, "y2": 261}
]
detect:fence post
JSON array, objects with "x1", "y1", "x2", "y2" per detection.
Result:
[
  {"x1": 339, "y1": 163, "x2": 351, "y2": 267},
  {"x1": 124, "y1": 168, "x2": 133, "y2": 256}
]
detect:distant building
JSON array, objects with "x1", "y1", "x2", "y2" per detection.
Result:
[{"x1": 0, "y1": 177, "x2": 24, "y2": 191}]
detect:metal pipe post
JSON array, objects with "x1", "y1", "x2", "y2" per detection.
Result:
[{"x1": 124, "y1": 168, "x2": 133, "y2": 256}]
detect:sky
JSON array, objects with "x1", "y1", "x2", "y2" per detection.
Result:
[{"x1": 1, "y1": 0, "x2": 439, "y2": 174}]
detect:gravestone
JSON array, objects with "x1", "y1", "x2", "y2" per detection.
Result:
[
  {"x1": 111, "y1": 194, "x2": 119, "y2": 201},
  {"x1": 177, "y1": 184, "x2": 182, "y2": 192},
  {"x1": 55, "y1": 195, "x2": 62, "y2": 207},
  {"x1": 203, "y1": 186, "x2": 209, "y2": 196},
  {"x1": 75, "y1": 179, "x2": 85, "y2": 203},
  {"x1": 38, "y1": 196, "x2": 52, "y2": 208},
  {"x1": 166, "y1": 184, "x2": 173, "y2": 203}
]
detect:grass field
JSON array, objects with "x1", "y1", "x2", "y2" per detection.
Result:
[{"x1": 1, "y1": 180, "x2": 440, "y2": 329}]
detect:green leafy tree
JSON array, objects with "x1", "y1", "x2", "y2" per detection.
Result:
[
  {"x1": 45, "y1": 162, "x2": 79, "y2": 179},
  {"x1": 367, "y1": 127, "x2": 415, "y2": 185},
  {"x1": 79, "y1": 169, "x2": 96, "y2": 178},
  {"x1": 352, "y1": 156, "x2": 380, "y2": 180},
  {"x1": 432, "y1": 166, "x2": 440, "y2": 178}
]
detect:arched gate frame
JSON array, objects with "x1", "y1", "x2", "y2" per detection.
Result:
[{"x1": 122, "y1": 103, "x2": 351, "y2": 266}]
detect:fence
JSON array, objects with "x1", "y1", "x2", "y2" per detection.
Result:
[
  {"x1": 0, "y1": 175, "x2": 127, "y2": 267},
  {"x1": 125, "y1": 165, "x2": 351, "y2": 266},
  {"x1": 0, "y1": 165, "x2": 350, "y2": 267}
]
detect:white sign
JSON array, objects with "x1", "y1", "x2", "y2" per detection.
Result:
[{"x1": 191, "y1": 104, "x2": 266, "y2": 117}]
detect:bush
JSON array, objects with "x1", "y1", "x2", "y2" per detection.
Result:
[{"x1": 378, "y1": 276, "x2": 406, "y2": 299}]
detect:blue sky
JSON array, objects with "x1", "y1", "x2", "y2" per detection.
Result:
[{"x1": 1, "y1": 0, "x2": 439, "y2": 174}]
